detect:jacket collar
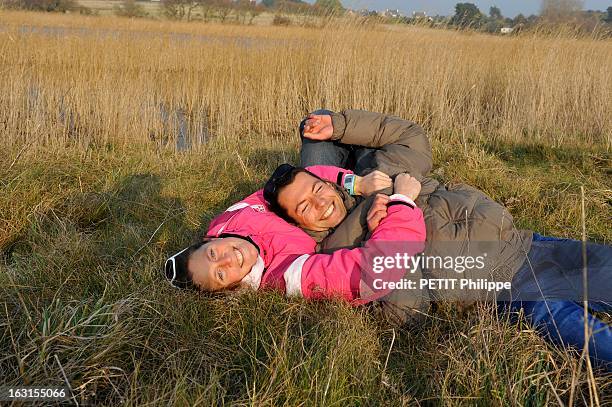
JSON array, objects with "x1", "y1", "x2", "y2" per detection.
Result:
[{"x1": 240, "y1": 255, "x2": 265, "y2": 289}]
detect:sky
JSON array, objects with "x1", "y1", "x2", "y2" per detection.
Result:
[{"x1": 334, "y1": 0, "x2": 611, "y2": 18}]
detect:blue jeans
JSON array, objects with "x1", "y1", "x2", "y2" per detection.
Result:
[
  {"x1": 504, "y1": 233, "x2": 612, "y2": 371},
  {"x1": 300, "y1": 109, "x2": 377, "y2": 175}
]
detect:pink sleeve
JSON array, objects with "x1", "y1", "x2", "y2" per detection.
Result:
[
  {"x1": 280, "y1": 202, "x2": 426, "y2": 302},
  {"x1": 305, "y1": 165, "x2": 354, "y2": 186}
]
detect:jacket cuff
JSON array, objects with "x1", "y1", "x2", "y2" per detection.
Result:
[
  {"x1": 333, "y1": 170, "x2": 347, "y2": 185},
  {"x1": 388, "y1": 194, "x2": 416, "y2": 208},
  {"x1": 330, "y1": 112, "x2": 346, "y2": 141}
]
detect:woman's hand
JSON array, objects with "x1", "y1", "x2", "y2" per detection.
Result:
[
  {"x1": 302, "y1": 114, "x2": 333, "y2": 140},
  {"x1": 354, "y1": 170, "x2": 392, "y2": 196},
  {"x1": 367, "y1": 194, "x2": 390, "y2": 232}
]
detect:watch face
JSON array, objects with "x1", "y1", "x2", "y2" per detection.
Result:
[{"x1": 344, "y1": 174, "x2": 355, "y2": 194}]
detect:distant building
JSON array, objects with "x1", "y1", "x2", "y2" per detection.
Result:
[
  {"x1": 382, "y1": 9, "x2": 401, "y2": 18},
  {"x1": 412, "y1": 11, "x2": 433, "y2": 22},
  {"x1": 500, "y1": 27, "x2": 514, "y2": 34},
  {"x1": 348, "y1": 8, "x2": 378, "y2": 17}
]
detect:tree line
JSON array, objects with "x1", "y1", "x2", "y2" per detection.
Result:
[
  {"x1": 0, "y1": 0, "x2": 345, "y2": 22},
  {"x1": 442, "y1": 1, "x2": 612, "y2": 33},
  {"x1": 2, "y1": 0, "x2": 611, "y2": 33}
]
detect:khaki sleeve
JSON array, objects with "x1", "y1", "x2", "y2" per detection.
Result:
[
  {"x1": 329, "y1": 109, "x2": 433, "y2": 178},
  {"x1": 318, "y1": 198, "x2": 373, "y2": 253},
  {"x1": 318, "y1": 196, "x2": 431, "y2": 327},
  {"x1": 369, "y1": 282, "x2": 431, "y2": 327}
]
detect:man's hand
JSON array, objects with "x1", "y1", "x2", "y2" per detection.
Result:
[
  {"x1": 394, "y1": 173, "x2": 421, "y2": 201},
  {"x1": 367, "y1": 194, "x2": 390, "y2": 232},
  {"x1": 302, "y1": 114, "x2": 333, "y2": 141},
  {"x1": 355, "y1": 171, "x2": 392, "y2": 196}
]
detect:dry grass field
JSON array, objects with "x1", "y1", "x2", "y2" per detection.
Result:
[{"x1": 1, "y1": 9, "x2": 611, "y2": 405}]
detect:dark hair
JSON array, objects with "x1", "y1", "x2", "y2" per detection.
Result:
[
  {"x1": 164, "y1": 240, "x2": 208, "y2": 290},
  {"x1": 263, "y1": 164, "x2": 323, "y2": 223}
]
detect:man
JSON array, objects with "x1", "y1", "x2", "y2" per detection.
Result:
[
  {"x1": 269, "y1": 109, "x2": 532, "y2": 316},
  {"x1": 264, "y1": 109, "x2": 612, "y2": 370}
]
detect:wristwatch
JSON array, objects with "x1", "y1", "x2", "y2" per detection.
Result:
[{"x1": 343, "y1": 174, "x2": 356, "y2": 195}]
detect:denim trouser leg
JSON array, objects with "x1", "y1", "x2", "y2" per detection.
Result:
[
  {"x1": 299, "y1": 109, "x2": 378, "y2": 173},
  {"x1": 352, "y1": 147, "x2": 377, "y2": 175},
  {"x1": 512, "y1": 301, "x2": 612, "y2": 370},
  {"x1": 300, "y1": 137, "x2": 352, "y2": 168},
  {"x1": 299, "y1": 109, "x2": 351, "y2": 168},
  {"x1": 505, "y1": 234, "x2": 612, "y2": 371},
  {"x1": 300, "y1": 137, "x2": 379, "y2": 174}
]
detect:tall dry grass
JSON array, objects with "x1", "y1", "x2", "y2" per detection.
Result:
[
  {"x1": 1, "y1": 10, "x2": 611, "y2": 405},
  {"x1": 1, "y1": 10, "x2": 610, "y2": 152}
]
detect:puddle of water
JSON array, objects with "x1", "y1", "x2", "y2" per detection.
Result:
[
  {"x1": 6, "y1": 23, "x2": 300, "y2": 150},
  {"x1": 25, "y1": 85, "x2": 209, "y2": 149},
  {"x1": 159, "y1": 103, "x2": 209, "y2": 151}
]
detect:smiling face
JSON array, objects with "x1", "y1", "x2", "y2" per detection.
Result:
[
  {"x1": 188, "y1": 237, "x2": 259, "y2": 291},
  {"x1": 277, "y1": 172, "x2": 347, "y2": 231}
]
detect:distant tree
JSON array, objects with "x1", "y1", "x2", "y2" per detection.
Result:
[
  {"x1": 215, "y1": 0, "x2": 233, "y2": 22},
  {"x1": 278, "y1": 0, "x2": 313, "y2": 15},
  {"x1": 484, "y1": 19, "x2": 502, "y2": 33},
  {"x1": 198, "y1": 0, "x2": 216, "y2": 22},
  {"x1": 452, "y1": 2, "x2": 483, "y2": 27},
  {"x1": 233, "y1": 0, "x2": 262, "y2": 24},
  {"x1": 489, "y1": 5, "x2": 502, "y2": 19},
  {"x1": 261, "y1": 0, "x2": 275, "y2": 7},
  {"x1": 1, "y1": 0, "x2": 21, "y2": 9},
  {"x1": 234, "y1": 0, "x2": 246, "y2": 22},
  {"x1": 606, "y1": 6, "x2": 612, "y2": 23},
  {"x1": 246, "y1": 3, "x2": 263, "y2": 24},
  {"x1": 161, "y1": 0, "x2": 199, "y2": 20},
  {"x1": 6, "y1": 0, "x2": 76, "y2": 11},
  {"x1": 540, "y1": 0, "x2": 583, "y2": 22},
  {"x1": 314, "y1": 0, "x2": 343, "y2": 13},
  {"x1": 513, "y1": 13, "x2": 528, "y2": 26},
  {"x1": 114, "y1": 0, "x2": 147, "y2": 17}
]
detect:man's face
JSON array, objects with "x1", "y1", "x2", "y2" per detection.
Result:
[
  {"x1": 188, "y1": 237, "x2": 258, "y2": 291},
  {"x1": 277, "y1": 172, "x2": 347, "y2": 231}
]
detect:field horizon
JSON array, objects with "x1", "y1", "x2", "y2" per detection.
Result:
[{"x1": 1, "y1": 9, "x2": 611, "y2": 405}]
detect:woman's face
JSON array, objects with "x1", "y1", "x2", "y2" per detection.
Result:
[{"x1": 188, "y1": 237, "x2": 259, "y2": 291}]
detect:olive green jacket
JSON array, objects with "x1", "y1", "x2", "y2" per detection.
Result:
[{"x1": 316, "y1": 110, "x2": 533, "y2": 325}]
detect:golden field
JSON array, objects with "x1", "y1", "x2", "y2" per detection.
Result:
[
  {"x1": 1, "y1": 10, "x2": 611, "y2": 405},
  {"x1": 1, "y1": 10, "x2": 611, "y2": 150}
]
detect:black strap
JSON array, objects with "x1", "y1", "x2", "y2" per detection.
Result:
[
  {"x1": 336, "y1": 171, "x2": 345, "y2": 186},
  {"x1": 387, "y1": 201, "x2": 415, "y2": 209}
]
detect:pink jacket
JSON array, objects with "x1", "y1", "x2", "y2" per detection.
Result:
[{"x1": 206, "y1": 165, "x2": 426, "y2": 303}]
